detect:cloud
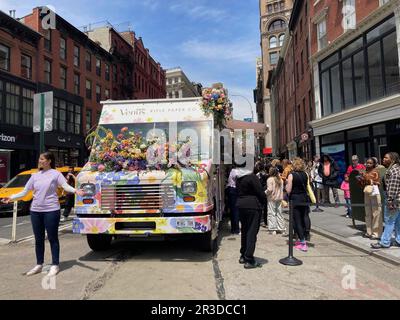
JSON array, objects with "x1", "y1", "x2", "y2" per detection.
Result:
[
  {"x1": 169, "y1": 1, "x2": 228, "y2": 21},
  {"x1": 181, "y1": 39, "x2": 259, "y2": 65}
]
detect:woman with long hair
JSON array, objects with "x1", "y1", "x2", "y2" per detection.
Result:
[
  {"x1": 265, "y1": 167, "x2": 285, "y2": 234},
  {"x1": 2, "y1": 152, "x2": 84, "y2": 276},
  {"x1": 285, "y1": 157, "x2": 311, "y2": 251},
  {"x1": 359, "y1": 157, "x2": 382, "y2": 240}
]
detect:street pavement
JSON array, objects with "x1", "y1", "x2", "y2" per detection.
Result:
[{"x1": 1, "y1": 217, "x2": 400, "y2": 300}]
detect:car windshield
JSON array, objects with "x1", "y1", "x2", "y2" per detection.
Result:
[
  {"x1": 89, "y1": 121, "x2": 213, "y2": 165},
  {"x1": 3, "y1": 174, "x2": 31, "y2": 188}
]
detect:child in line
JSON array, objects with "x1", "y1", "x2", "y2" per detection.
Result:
[{"x1": 340, "y1": 175, "x2": 352, "y2": 218}]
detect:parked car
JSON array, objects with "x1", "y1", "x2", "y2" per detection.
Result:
[{"x1": 0, "y1": 167, "x2": 81, "y2": 216}]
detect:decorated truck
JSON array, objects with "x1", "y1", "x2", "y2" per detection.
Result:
[{"x1": 73, "y1": 88, "x2": 232, "y2": 252}]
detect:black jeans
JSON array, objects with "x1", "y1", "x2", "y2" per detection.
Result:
[
  {"x1": 239, "y1": 208, "x2": 262, "y2": 263},
  {"x1": 227, "y1": 187, "x2": 240, "y2": 234},
  {"x1": 290, "y1": 194, "x2": 311, "y2": 241},
  {"x1": 30, "y1": 210, "x2": 61, "y2": 265}
]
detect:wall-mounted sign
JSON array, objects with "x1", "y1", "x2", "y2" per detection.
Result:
[{"x1": 0, "y1": 133, "x2": 16, "y2": 143}]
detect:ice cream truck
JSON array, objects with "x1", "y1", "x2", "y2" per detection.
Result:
[{"x1": 72, "y1": 97, "x2": 227, "y2": 251}]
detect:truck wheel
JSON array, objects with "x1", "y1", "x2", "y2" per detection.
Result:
[
  {"x1": 198, "y1": 231, "x2": 214, "y2": 252},
  {"x1": 87, "y1": 234, "x2": 112, "y2": 251}
]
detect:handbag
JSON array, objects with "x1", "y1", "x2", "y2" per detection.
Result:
[
  {"x1": 371, "y1": 185, "x2": 380, "y2": 197},
  {"x1": 363, "y1": 185, "x2": 373, "y2": 194},
  {"x1": 294, "y1": 172, "x2": 316, "y2": 204}
]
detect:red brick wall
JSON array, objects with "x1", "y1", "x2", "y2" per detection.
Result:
[
  {"x1": 310, "y1": 0, "x2": 380, "y2": 56},
  {"x1": 23, "y1": 8, "x2": 113, "y2": 133}
]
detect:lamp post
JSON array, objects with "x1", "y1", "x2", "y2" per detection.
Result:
[{"x1": 231, "y1": 94, "x2": 255, "y2": 122}]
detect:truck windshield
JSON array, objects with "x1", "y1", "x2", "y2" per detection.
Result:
[{"x1": 90, "y1": 121, "x2": 213, "y2": 165}]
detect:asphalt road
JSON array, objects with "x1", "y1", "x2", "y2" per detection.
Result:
[
  {"x1": 1, "y1": 217, "x2": 400, "y2": 300},
  {"x1": 0, "y1": 210, "x2": 72, "y2": 241}
]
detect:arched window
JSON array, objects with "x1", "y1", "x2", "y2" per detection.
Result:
[
  {"x1": 268, "y1": 19, "x2": 286, "y2": 32},
  {"x1": 279, "y1": 34, "x2": 285, "y2": 46},
  {"x1": 269, "y1": 36, "x2": 277, "y2": 48}
]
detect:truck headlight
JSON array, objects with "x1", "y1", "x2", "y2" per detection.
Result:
[
  {"x1": 81, "y1": 183, "x2": 96, "y2": 197},
  {"x1": 181, "y1": 181, "x2": 197, "y2": 194}
]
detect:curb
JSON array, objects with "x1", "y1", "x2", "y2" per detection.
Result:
[{"x1": 283, "y1": 215, "x2": 400, "y2": 266}]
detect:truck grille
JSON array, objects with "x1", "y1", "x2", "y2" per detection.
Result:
[{"x1": 101, "y1": 184, "x2": 175, "y2": 211}]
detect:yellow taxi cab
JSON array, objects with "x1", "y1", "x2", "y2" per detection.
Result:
[{"x1": 0, "y1": 167, "x2": 81, "y2": 215}]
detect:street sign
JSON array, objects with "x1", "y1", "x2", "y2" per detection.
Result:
[
  {"x1": 33, "y1": 92, "x2": 53, "y2": 132},
  {"x1": 244, "y1": 118, "x2": 252, "y2": 122}
]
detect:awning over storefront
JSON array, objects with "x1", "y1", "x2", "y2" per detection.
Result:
[{"x1": 226, "y1": 120, "x2": 268, "y2": 134}]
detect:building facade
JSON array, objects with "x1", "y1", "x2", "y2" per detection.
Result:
[
  {"x1": 258, "y1": 0, "x2": 293, "y2": 155},
  {"x1": 310, "y1": 0, "x2": 400, "y2": 170},
  {"x1": 268, "y1": 0, "x2": 314, "y2": 160},
  {"x1": 165, "y1": 67, "x2": 202, "y2": 99},
  {"x1": 0, "y1": 7, "x2": 167, "y2": 182},
  {"x1": 21, "y1": 8, "x2": 115, "y2": 168},
  {"x1": 0, "y1": 10, "x2": 41, "y2": 182},
  {"x1": 125, "y1": 33, "x2": 166, "y2": 100}
]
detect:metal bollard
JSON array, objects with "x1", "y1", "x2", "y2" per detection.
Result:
[
  {"x1": 279, "y1": 201, "x2": 303, "y2": 266},
  {"x1": 11, "y1": 201, "x2": 18, "y2": 242}
]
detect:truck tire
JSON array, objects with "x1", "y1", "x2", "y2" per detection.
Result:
[{"x1": 87, "y1": 234, "x2": 112, "y2": 251}]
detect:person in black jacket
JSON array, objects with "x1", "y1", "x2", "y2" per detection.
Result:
[
  {"x1": 318, "y1": 154, "x2": 340, "y2": 206},
  {"x1": 236, "y1": 161, "x2": 268, "y2": 269}
]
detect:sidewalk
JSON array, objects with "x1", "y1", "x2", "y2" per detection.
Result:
[{"x1": 301, "y1": 204, "x2": 400, "y2": 265}]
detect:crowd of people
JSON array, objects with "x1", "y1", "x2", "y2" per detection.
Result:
[{"x1": 226, "y1": 152, "x2": 400, "y2": 269}]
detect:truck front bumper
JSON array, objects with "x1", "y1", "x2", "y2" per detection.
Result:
[{"x1": 72, "y1": 215, "x2": 211, "y2": 235}]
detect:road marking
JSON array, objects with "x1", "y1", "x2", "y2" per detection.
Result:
[
  {"x1": 15, "y1": 223, "x2": 73, "y2": 244},
  {"x1": 2, "y1": 221, "x2": 31, "y2": 228}
]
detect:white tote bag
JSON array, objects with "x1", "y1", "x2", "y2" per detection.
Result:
[{"x1": 371, "y1": 185, "x2": 380, "y2": 197}]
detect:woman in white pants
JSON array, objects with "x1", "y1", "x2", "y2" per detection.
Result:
[{"x1": 266, "y1": 167, "x2": 285, "y2": 234}]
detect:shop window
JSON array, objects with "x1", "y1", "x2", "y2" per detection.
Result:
[
  {"x1": 347, "y1": 126, "x2": 369, "y2": 140},
  {"x1": 321, "y1": 132, "x2": 344, "y2": 145},
  {"x1": 368, "y1": 41, "x2": 384, "y2": 100},
  {"x1": 373, "y1": 123, "x2": 386, "y2": 136}
]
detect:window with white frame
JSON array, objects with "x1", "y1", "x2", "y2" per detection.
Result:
[
  {"x1": 343, "y1": 0, "x2": 356, "y2": 31},
  {"x1": 317, "y1": 19, "x2": 327, "y2": 50},
  {"x1": 269, "y1": 36, "x2": 277, "y2": 48}
]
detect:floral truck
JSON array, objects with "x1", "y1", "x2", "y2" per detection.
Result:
[{"x1": 73, "y1": 91, "x2": 231, "y2": 251}]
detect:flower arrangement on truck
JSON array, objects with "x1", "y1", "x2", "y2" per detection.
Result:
[{"x1": 73, "y1": 85, "x2": 232, "y2": 251}]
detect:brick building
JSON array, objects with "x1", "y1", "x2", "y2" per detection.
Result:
[
  {"x1": 0, "y1": 7, "x2": 167, "y2": 182},
  {"x1": 257, "y1": 0, "x2": 293, "y2": 155},
  {"x1": 120, "y1": 31, "x2": 166, "y2": 100},
  {"x1": 0, "y1": 10, "x2": 41, "y2": 182},
  {"x1": 310, "y1": 0, "x2": 400, "y2": 172},
  {"x1": 268, "y1": 0, "x2": 314, "y2": 159},
  {"x1": 20, "y1": 7, "x2": 115, "y2": 168},
  {"x1": 165, "y1": 67, "x2": 202, "y2": 99}
]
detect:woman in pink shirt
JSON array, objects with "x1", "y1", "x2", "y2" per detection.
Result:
[{"x1": 2, "y1": 152, "x2": 84, "y2": 276}]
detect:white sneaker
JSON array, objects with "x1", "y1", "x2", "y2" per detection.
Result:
[
  {"x1": 25, "y1": 264, "x2": 43, "y2": 276},
  {"x1": 60, "y1": 216, "x2": 66, "y2": 222},
  {"x1": 47, "y1": 265, "x2": 59, "y2": 276}
]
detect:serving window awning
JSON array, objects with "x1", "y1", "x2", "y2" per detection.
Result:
[{"x1": 226, "y1": 120, "x2": 269, "y2": 134}]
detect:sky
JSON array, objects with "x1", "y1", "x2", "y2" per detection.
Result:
[{"x1": 0, "y1": 0, "x2": 261, "y2": 121}]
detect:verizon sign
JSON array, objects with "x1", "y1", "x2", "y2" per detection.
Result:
[{"x1": 0, "y1": 133, "x2": 16, "y2": 143}]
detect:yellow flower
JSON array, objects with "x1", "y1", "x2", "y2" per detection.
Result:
[{"x1": 171, "y1": 170, "x2": 182, "y2": 187}]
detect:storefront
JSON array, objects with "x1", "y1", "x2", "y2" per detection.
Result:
[
  {"x1": 319, "y1": 118, "x2": 400, "y2": 169},
  {"x1": 43, "y1": 132, "x2": 86, "y2": 167},
  {"x1": 0, "y1": 126, "x2": 37, "y2": 182}
]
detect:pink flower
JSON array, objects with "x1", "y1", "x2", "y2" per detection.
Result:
[
  {"x1": 98, "y1": 164, "x2": 105, "y2": 172},
  {"x1": 121, "y1": 127, "x2": 128, "y2": 132}
]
